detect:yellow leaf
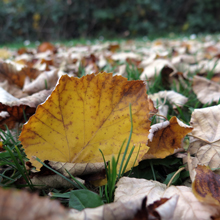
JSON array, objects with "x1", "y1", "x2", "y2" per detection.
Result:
[
  {"x1": 143, "y1": 116, "x2": 193, "y2": 159},
  {"x1": 192, "y1": 165, "x2": 220, "y2": 206},
  {"x1": 0, "y1": 48, "x2": 11, "y2": 59},
  {"x1": 19, "y1": 72, "x2": 156, "y2": 171}
]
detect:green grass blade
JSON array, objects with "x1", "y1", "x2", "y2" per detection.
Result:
[
  {"x1": 99, "y1": 149, "x2": 109, "y2": 180},
  {"x1": 0, "y1": 173, "x2": 15, "y2": 181},
  {"x1": 4, "y1": 145, "x2": 33, "y2": 190},
  {"x1": 116, "y1": 139, "x2": 126, "y2": 165},
  {"x1": 34, "y1": 157, "x2": 82, "y2": 189},
  {"x1": 14, "y1": 145, "x2": 33, "y2": 186},
  {"x1": 22, "y1": 107, "x2": 28, "y2": 122},
  {"x1": 121, "y1": 145, "x2": 135, "y2": 176},
  {"x1": 5, "y1": 126, "x2": 17, "y2": 145},
  {"x1": 105, "y1": 184, "x2": 110, "y2": 203},
  {"x1": 64, "y1": 169, "x2": 87, "y2": 189},
  {"x1": 150, "y1": 160, "x2": 156, "y2": 181},
  {"x1": 127, "y1": 145, "x2": 140, "y2": 177}
]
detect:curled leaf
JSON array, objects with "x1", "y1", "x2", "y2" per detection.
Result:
[
  {"x1": 143, "y1": 117, "x2": 193, "y2": 159},
  {"x1": 193, "y1": 75, "x2": 220, "y2": 104}
]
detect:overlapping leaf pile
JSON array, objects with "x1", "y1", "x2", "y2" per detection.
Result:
[{"x1": 1, "y1": 38, "x2": 220, "y2": 220}]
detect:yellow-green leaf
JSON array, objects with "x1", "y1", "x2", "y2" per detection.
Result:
[{"x1": 19, "y1": 72, "x2": 156, "y2": 171}]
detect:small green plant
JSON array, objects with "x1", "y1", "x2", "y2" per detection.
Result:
[
  {"x1": 100, "y1": 104, "x2": 139, "y2": 203},
  {"x1": 146, "y1": 72, "x2": 167, "y2": 95},
  {"x1": 78, "y1": 62, "x2": 85, "y2": 77},
  {"x1": 0, "y1": 127, "x2": 34, "y2": 190},
  {"x1": 126, "y1": 63, "x2": 141, "y2": 80},
  {"x1": 34, "y1": 157, "x2": 85, "y2": 190}
]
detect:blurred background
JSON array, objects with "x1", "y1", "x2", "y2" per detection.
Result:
[{"x1": 1, "y1": 0, "x2": 220, "y2": 43}]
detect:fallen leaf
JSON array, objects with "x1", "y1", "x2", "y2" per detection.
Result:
[
  {"x1": 143, "y1": 117, "x2": 193, "y2": 159},
  {"x1": 0, "y1": 87, "x2": 52, "y2": 129},
  {"x1": 149, "y1": 90, "x2": 188, "y2": 109},
  {"x1": 188, "y1": 105, "x2": 220, "y2": 169},
  {"x1": 0, "y1": 80, "x2": 28, "y2": 98},
  {"x1": 192, "y1": 165, "x2": 220, "y2": 206},
  {"x1": 31, "y1": 174, "x2": 84, "y2": 189},
  {"x1": 0, "y1": 61, "x2": 40, "y2": 88},
  {"x1": 111, "y1": 52, "x2": 141, "y2": 62},
  {"x1": 114, "y1": 64, "x2": 127, "y2": 77},
  {"x1": 19, "y1": 72, "x2": 156, "y2": 171},
  {"x1": 23, "y1": 69, "x2": 58, "y2": 94},
  {"x1": 48, "y1": 161, "x2": 105, "y2": 177},
  {"x1": 67, "y1": 193, "x2": 178, "y2": 220},
  {"x1": 114, "y1": 177, "x2": 220, "y2": 220},
  {"x1": 68, "y1": 197, "x2": 144, "y2": 220},
  {"x1": 171, "y1": 54, "x2": 199, "y2": 65},
  {"x1": 0, "y1": 187, "x2": 68, "y2": 220},
  {"x1": 197, "y1": 59, "x2": 220, "y2": 74},
  {"x1": 131, "y1": 197, "x2": 169, "y2": 220},
  {"x1": 38, "y1": 42, "x2": 56, "y2": 53},
  {"x1": 185, "y1": 153, "x2": 199, "y2": 182},
  {"x1": 0, "y1": 48, "x2": 12, "y2": 59},
  {"x1": 108, "y1": 43, "x2": 120, "y2": 52},
  {"x1": 193, "y1": 75, "x2": 220, "y2": 104},
  {"x1": 17, "y1": 47, "x2": 29, "y2": 55},
  {"x1": 140, "y1": 59, "x2": 177, "y2": 80}
]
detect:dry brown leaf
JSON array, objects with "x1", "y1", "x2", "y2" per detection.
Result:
[
  {"x1": 68, "y1": 193, "x2": 178, "y2": 220},
  {"x1": 38, "y1": 42, "x2": 56, "y2": 53},
  {"x1": 30, "y1": 174, "x2": 84, "y2": 189},
  {"x1": 143, "y1": 117, "x2": 193, "y2": 159},
  {"x1": 0, "y1": 187, "x2": 68, "y2": 220},
  {"x1": 0, "y1": 80, "x2": 28, "y2": 98},
  {"x1": 0, "y1": 87, "x2": 52, "y2": 129},
  {"x1": 197, "y1": 59, "x2": 220, "y2": 74},
  {"x1": 111, "y1": 52, "x2": 141, "y2": 62},
  {"x1": 114, "y1": 64, "x2": 127, "y2": 77},
  {"x1": 68, "y1": 176, "x2": 220, "y2": 220},
  {"x1": 185, "y1": 154, "x2": 199, "y2": 182},
  {"x1": 68, "y1": 197, "x2": 145, "y2": 220},
  {"x1": 0, "y1": 62, "x2": 40, "y2": 88},
  {"x1": 23, "y1": 69, "x2": 58, "y2": 94},
  {"x1": 140, "y1": 59, "x2": 177, "y2": 80},
  {"x1": 139, "y1": 53, "x2": 157, "y2": 67},
  {"x1": 171, "y1": 54, "x2": 199, "y2": 65},
  {"x1": 108, "y1": 43, "x2": 120, "y2": 52},
  {"x1": 193, "y1": 75, "x2": 220, "y2": 104},
  {"x1": 97, "y1": 55, "x2": 107, "y2": 68},
  {"x1": 149, "y1": 90, "x2": 188, "y2": 109},
  {"x1": 188, "y1": 105, "x2": 220, "y2": 169},
  {"x1": 49, "y1": 161, "x2": 105, "y2": 177},
  {"x1": 192, "y1": 165, "x2": 220, "y2": 206},
  {"x1": 131, "y1": 197, "x2": 160, "y2": 220},
  {"x1": 114, "y1": 177, "x2": 220, "y2": 220},
  {"x1": 130, "y1": 196, "x2": 173, "y2": 220}
]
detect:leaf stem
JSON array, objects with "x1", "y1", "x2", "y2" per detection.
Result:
[{"x1": 167, "y1": 167, "x2": 185, "y2": 187}]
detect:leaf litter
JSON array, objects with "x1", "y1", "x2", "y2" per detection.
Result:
[{"x1": 1, "y1": 37, "x2": 220, "y2": 219}]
